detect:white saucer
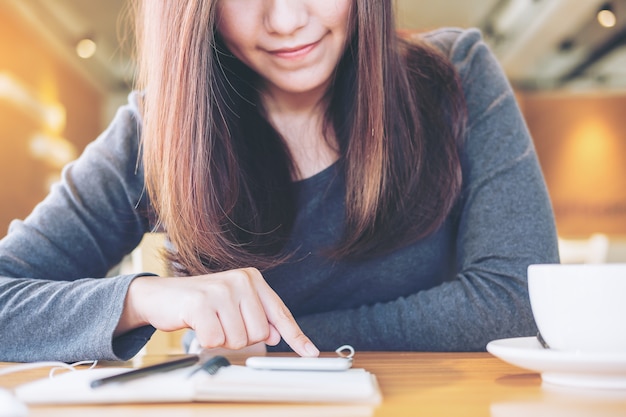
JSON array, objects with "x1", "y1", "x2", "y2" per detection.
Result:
[{"x1": 486, "y1": 337, "x2": 626, "y2": 390}]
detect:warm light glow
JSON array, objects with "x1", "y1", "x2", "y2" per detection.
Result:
[
  {"x1": 597, "y1": 9, "x2": 617, "y2": 28},
  {"x1": 0, "y1": 72, "x2": 67, "y2": 133},
  {"x1": 553, "y1": 118, "x2": 620, "y2": 198},
  {"x1": 29, "y1": 134, "x2": 77, "y2": 168},
  {"x1": 42, "y1": 103, "x2": 66, "y2": 134},
  {"x1": 76, "y1": 38, "x2": 97, "y2": 59}
]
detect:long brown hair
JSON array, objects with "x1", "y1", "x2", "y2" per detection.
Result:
[{"x1": 134, "y1": 1, "x2": 466, "y2": 275}]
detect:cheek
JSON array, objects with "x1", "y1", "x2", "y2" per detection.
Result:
[
  {"x1": 215, "y1": 5, "x2": 255, "y2": 52},
  {"x1": 216, "y1": 13, "x2": 237, "y2": 43},
  {"x1": 320, "y1": 1, "x2": 352, "y2": 37},
  {"x1": 330, "y1": 0, "x2": 352, "y2": 20}
]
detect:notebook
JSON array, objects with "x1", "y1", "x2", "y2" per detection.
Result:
[{"x1": 14, "y1": 364, "x2": 382, "y2": 405}]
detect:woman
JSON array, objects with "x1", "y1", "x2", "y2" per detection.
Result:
[{"x1": 0, "y1": 0, "x2": 559, "y2": 362}]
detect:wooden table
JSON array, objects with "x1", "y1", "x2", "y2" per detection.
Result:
[{"x1": 2, "y1": 352, "x2": 625, "y2": 416}]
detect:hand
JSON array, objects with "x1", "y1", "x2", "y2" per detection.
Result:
[
  {"x1": 188, "y1": 339, "x2": 267, "y2": 356},
  {"x1": 116, "y1": 268, "x2": 319, "y2": 357}
]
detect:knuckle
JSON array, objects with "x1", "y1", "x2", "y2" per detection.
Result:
[
  {"x1": 273, "y1": 304, "x2": 295, "y2": 323},
  {"x1": 242, "y1": 267, "x2": 261, "y2": 276},
  {"x1": 241, "y1": 267, "x2": 262, "y2": 282},
  {"x1": 197, "y1": 332, "x2": 225, "y2": 349},
  {"x1": 247, "y1": 325, "x2": 270, "y2": 344},
  {"x1": 220, "y1": 268, "x2": 254, "y2": 289},
  {"x1": 225, "y1": 337, "x2": 248, "y2": 350}
]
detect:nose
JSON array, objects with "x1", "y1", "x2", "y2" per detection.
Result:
[{"x1": 264, "y1": 0, "x2": 309, "y2": 35}]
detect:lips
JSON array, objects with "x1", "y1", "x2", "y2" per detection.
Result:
[{"x1": 268, "y1": 40, "x2": 320, "y2": 59}]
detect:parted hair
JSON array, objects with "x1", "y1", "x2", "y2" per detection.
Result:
[{"x1": 133, "y1": 0, "x2": 467, "y2": 275}]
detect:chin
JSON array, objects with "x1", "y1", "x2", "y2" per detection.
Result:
[{"x1": 275, "y1": 78, "x2": 330, "y2": 95}]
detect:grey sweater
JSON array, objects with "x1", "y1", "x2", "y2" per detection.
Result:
[{"x1": 0, "y1": 29, "x2": 559, "y2": 362}]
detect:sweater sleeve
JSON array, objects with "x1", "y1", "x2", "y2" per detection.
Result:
[
  {"x1": 0, "y1": 92, "x2": 155, "y2": 362},
  {"x1": 275, "y1": 29, "x2": 560, "y2": 352}
]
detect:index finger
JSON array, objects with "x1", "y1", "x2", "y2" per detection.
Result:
[
  {"x1": 265, "y1": 299, "x2": 319, "y2": 357},
  {"x1": 244, "y1": 269, "x2": 319, "y2": 357}
]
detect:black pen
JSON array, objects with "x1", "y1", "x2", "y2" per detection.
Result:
[{"x1": 90, "y1": 355, "x2": 200, "y2": 389}]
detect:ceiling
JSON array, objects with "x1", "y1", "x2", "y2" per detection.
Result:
[
  {"x1": 399, "y1": 0, "x2": 626, "y2": 91},
  {"x1": 3, "y1": 0, "x2": 626, "y2": 94}
]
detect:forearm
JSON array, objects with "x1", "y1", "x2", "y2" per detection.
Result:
[
  {"x1": 0, "y1": 274, "x2": 153, "y2": 362},
  {"x1": 275, "y1": 270, "x2": 534, "y2": 352}
]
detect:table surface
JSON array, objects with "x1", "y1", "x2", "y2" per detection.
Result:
[{"x1": 2, "y1": 351, "x2": 625, "y2": 416}]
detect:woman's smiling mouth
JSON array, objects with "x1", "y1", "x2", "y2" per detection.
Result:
[{"x1": 268, "y1": 40, "x2": 321, "y2": 60}]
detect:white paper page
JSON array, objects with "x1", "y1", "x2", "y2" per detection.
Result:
[
  {"x1": 193, "y1": 366, "x2": 382, "y2": 404},
  {"x1": 15, "y1": 365, "x2": 382, "y2": 406}
]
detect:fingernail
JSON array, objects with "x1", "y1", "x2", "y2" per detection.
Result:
[{"x1": 305, "y1": 341, "x2": 320, "y2": 357}]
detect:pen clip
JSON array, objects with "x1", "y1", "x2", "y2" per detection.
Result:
[{"x1": 188, "y1": 355, "x2": 231, "y2": 378}]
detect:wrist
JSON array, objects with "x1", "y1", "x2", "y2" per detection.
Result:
[{"x1": 115, "y1": 275, "x2": 153, "y2": 336}]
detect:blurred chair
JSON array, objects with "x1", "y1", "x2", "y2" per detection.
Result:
[
  {"x1": 558, "y1": 233, "x2": 609, "y2": 264},
  {"x1": 119, "y1": 233, "x2": 168, "y2": 276}
]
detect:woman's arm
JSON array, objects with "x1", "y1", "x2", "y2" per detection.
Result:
[
  {"x1": 0, "y1": 94, "x2": 154, "y2": 362},
  {"x1": 0, "y1": 93, "x2": 318, "y2": 362}
]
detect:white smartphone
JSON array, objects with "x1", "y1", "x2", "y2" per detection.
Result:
[{"x1": 245, "y1": 356, "x2": 353, "y2": 371}]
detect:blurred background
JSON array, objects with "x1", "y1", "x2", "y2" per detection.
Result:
[{"x1": 1, "y1": 0, "x2": 626, "y2": 262}]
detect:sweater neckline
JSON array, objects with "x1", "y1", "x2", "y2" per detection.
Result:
[{"x1": 292, "y1": 160, "x2": 340, "y2": 189}]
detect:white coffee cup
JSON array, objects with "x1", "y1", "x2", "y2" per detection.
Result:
[{"x1": 528, "y1": 263, "x2": 626, "y2": 353}]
